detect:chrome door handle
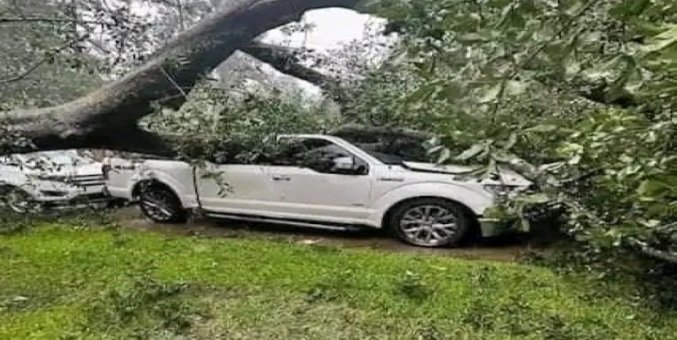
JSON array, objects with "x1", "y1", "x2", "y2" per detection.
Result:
[{"x1": 271, "y1": 175, "x2": 291, "y2": 181}]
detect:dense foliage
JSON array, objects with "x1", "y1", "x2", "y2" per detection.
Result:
[
  {"x1": 348, "y1": 0, "x2": 677, "y2": 272},
  {"x1": 145, "y1": 83, "x2": 339, "y2": 163},
  {"x1": 0, "y1": 0, "x2": 104, "y2": 109}
]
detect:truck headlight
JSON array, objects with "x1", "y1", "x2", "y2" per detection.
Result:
[
  {"x1": 40, "y1": 190, "x2": 69, "y2": 197},
  {"x1": 483, "y1": 184, "x2": 513, "y2": 195},
  {"x1": 36, "y1": 174, "x2": 65, "y2": 181},
  {"x1": 483, "y1": 184, "x2": 520, "y2": 204}
]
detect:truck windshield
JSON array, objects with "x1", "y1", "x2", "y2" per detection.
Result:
[
  {"x1": 41, "y1": 151, "x2": 92, "y2": 165},
  {"x1": 342, "y1": 136, "x2": 432, "y2": 165},
  {"x1": 19, "y1": 151, "x2": 93, "y2": 167}
]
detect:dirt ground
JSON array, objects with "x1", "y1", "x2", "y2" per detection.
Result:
[{"x1": 113, "y1": 207, "x2": 545, "y2": 262}]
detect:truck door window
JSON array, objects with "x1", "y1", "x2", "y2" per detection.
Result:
[{"x1": 274, "y1": 138, "x2": 368, "y2": 175}]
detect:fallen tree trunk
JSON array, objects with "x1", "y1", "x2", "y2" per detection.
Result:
[{"x1": 0, "y1": 0, "x2": 360, "y2": 156}]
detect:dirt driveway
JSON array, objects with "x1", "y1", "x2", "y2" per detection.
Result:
[{"x1": 113, "y1": 207, "x2": 544, "y2": 262}]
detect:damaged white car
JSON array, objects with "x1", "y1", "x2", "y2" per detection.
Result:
[
  {"x1": 103, "y1": 133, "x2": 553, "y2": 248},
  {"x1": 0, "y1": 150, "x2": 108, "y2": 213}
]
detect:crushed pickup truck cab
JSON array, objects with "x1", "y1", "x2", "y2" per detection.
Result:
[{"x1": 103, "y1": 134, "x2": 535, "y2": 248}]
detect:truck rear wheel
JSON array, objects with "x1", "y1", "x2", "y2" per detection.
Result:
[
  {"x1": 138, "y1": 185, "x2": 186, "y2": 224},
  {"x1": 1, "y1": 186, "x2": 42, "y2": 214}
]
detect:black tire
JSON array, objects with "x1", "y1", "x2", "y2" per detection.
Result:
[
  {"x1": 1, "y1": 186, "x2": 42, "y2": 214},
  {"x1": 388, "y1": 198, "x2": 470, "y2": 248},
  {"x1": 138, "y1": 184, "x2": 186, "y2": 224}
]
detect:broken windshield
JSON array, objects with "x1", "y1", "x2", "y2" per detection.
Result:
[{"x1": 346, "y1": 135, "x2": 432, "y2": 165}]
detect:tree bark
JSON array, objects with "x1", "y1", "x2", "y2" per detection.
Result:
[
  {"x1": 0, "y1": 0, "x2": 360, "y2": 156},
  {"x1": 240, "y1": 41, "x2": 349, "y2": 106}
]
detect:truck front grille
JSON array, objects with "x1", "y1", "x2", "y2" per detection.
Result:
[{"x1": 70, "y1": 174, "x2": 105, "y2": 187}]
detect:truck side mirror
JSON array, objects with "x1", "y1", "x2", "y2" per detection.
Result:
[{"x1": 333, "y1": 156, "x2": 355, "y2": 170}]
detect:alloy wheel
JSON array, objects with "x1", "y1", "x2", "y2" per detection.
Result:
[
  {"x1": 5, "y1": 189, "x2": 41, "y2": 214},
  {"x1": 398, "y1": 204, "x2": 459, "y2": 247},
  {"x1": 140, "y1": 191, "x2": 175, "y2": 222}
]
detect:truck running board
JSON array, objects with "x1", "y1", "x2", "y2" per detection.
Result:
[{"x1": 204, "y1": 212, "x2": 365, "y2": 232}]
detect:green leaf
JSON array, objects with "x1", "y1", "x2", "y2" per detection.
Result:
[
  {"x1": 405, "y1": 80, "x2": 443, "y2": 104},
  {"x1": 457, "y1": 33, "x2": 489, "y2": 43},
  {"x1": 564, "y1": 56, "x2": 582, "y2": 80},
  {"x1": 641, "y1": 24, "x2": 677, "y2": 54},
  {"x1": 524, "y1": 124, "x2": 558, "y2": 133},
  {"x1": 536, "y1": 162, "x2": 565, "y2": 174},
  {"x1": 424, "y1": 136, "x2": 440, "y2": 149},
  {"x1": 606, "y1": 55, "x2": 637, "y2": 102},
  {"x1": 514, "y1": 193, "x2": 551, "y2": 204},
  {"x1": 483, "y1": 205, "x2": 516, "y2": 220},
  {"x1": 442, "y1": 80, "x2": 466, "y2": 100},
  {"x1": 505, "y1": 81, "x2": 527, "y2": 96},
  {"x1": 638, "y1": 218, "x2": 662, "y2": 228},
  {"x1": 477, "y1": 83, "x2": 502, "y2": 103},
  {"x1": 437, "y1": 148, "x2": 451, "y2": 164},
  {"x1": 486, "y1": 158, "x2": 498, "y2": 178},
  {"x1": 427, "y1": 145, "x2": 444, "y2": 155},
  {"x1": 452, "y1": 166, "x2": 489, "y2": 181},
  {"x1": 568, "y1": 154, "x2": 582, "y2": 165},
  {"x1": 543, "y1": 39, "x2": 568, "y2": 64},
  {"x1": 637, "y1": 178, "x2": 675, "y2": 197},
  {"x1": 496, "y1": 3, "x2": 524, "y2": 30},
  {"x1": 454, "y1": 143, "x2": 484, "y2": 161},
  {"x1": 565, "y1": 0, "x2": 588, "y2": 17},
  {"x1": 492, "y1": 150, "x2": 519, "y2": 164},
  {"x1": 503, "y1": 133, "x2": 517, "y2": 150},
  {"x1": 610, "y1": 0, "x2": 651, "y2": 19}
]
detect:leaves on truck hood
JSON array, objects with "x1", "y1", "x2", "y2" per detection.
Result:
[{"x1": 402, "y1": 161, "x2": 532, "y2": 186}]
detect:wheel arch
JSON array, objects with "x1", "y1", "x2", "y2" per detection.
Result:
[
  {"x1": 132, "y1": 179, "x2": 182, "y2": 205},
  {"x1": 0, "y1": 183, "x2": 40, "y2": 213},
  {"x1": 0, "y1": 182, "x2": 17, "y2": 192},
  {"x1": 134, "y1": 179, "x2": 188, "y2": 223},
  {"x1": 0, "y1": 182, "x2": 37, "y2": 197}
]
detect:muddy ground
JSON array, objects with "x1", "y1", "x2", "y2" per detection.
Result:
[{"x1": 112, "y1": 207, "x2": 547, "y2": 262}]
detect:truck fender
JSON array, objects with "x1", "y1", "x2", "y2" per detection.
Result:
[
  {"x1": 131, "y1": 170, "x2": 195, "y2": 208},
  {"x1": 367, "y1": 182, "x2": 494, "y2": 227},
  {"x1": 0, "y1": 177, "x2": 41, "y2": 198}
]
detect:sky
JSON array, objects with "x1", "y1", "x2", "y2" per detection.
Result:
[
  {"x1": 262, "y1": 8, "x2": 387, "y2": 50},
  {"x1": 122, "y1": 2, "x2": 386, "y2": 50},
  {"x1": 259, "y1": 8, "x2": 393, "y2": 94}
]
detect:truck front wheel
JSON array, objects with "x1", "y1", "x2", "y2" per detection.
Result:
[
  {"x1": 138, "y1": 185, "x2": 186, "y2": 224},
  {"x1": 388, "y1": 198, "x2": 470, "y2": 248}
]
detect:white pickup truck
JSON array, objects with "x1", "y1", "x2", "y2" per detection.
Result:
[
  {"x1": 104, "y1": 134, "x2": 534, "y2": 247},
  {"x1": 0, "y1": 150, "x2": 108, "y2": 213}
]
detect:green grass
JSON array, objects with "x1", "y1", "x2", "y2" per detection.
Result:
[{"x1": 1, "y1": 223, "x2": 676, "y2": 339}]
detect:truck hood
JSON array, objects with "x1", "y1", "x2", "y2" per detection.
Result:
[
  {"x1": 23, "y1": 162, "x2": 103, "y2": 177},
  {"x1": 402, "y1": 161, "x2": 532, "y2": 187}
]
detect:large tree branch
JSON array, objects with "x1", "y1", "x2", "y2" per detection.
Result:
[
  {"x1": 627, "y1": 236, "x2": 677, "y2": 265},
  {"x1": 241, "y1": 40, "x2": 351, "y2": 106},
  {"x1": 0, "y1": 0, "x2": 361, "y2": 155}
]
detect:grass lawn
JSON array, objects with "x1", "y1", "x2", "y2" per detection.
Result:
[{"x1": 1, "y1": 223, "x2": 676, "y2": 339}]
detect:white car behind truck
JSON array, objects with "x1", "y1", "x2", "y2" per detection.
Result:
[
  {"x1": 0, "y1": 150, "x2": 108, "y2": 212},
  {"x1": 104, "y1": 134, "x2": 536, "y2": 247}
]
